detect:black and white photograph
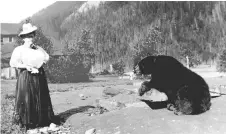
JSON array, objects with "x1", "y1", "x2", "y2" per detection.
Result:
[{"x1": 1, "y1": 1, "x2": 226, "y2": 134}]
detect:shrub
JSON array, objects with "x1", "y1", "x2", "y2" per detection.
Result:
[
  {"x1": 97, "y1": 69, "x2": 111, "y2": 75},
  {"x1": 45, "y1": 54, "x2": 91, "y2": 83},
  {"x1": 189, "y1": 57, "x2": 202, "y2": 68},
  {"x1": 112, "y1": 60, "x2": 126, "y2": 75},
  {"x1": 216, "y1": 49, "x2": 226, "y2": 72}
]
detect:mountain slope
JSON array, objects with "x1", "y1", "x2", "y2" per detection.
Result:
[{"x1": 30, "y1": 1, "x2": 85, "y2": 51}]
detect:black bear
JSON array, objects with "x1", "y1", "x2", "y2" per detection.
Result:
[{"x1": 134, "y1": 55, "x2": 211, "y2": 115}]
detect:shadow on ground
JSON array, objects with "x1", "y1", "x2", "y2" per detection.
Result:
[
  {"x1": 140, "y1": 99, "x2": 167, "y2": 109},
  {"x1": 53, "y1": 105, "x2": 95, "y2": 125}
]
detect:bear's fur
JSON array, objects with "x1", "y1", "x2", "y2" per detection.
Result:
[{"x1": 134, "y1": 55, "x2": 211, "y2": 115}]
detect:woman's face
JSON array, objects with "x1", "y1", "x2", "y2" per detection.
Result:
[
  {"x1": 22, "y1": 31, "x2": 36, "y2": 41},
  {"x1": 27, "y1": 32, "x2": 36, "y2": 42}
]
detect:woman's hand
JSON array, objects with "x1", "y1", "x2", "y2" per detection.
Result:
[
  {"x1": 26, "y1": 65, "x2": 39, "y2": 74},
  {"x1": 31, "y1": 68, "x2": 39, "y2": 74},
  {"x1": 26, "y1": 65, "x2": 33, "y2": 71}
]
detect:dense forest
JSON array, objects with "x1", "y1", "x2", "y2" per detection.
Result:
[
  {"x1": 20, "y1": 1, "x2": 226, "y2": 82},
  {"x1": 57, "y1": 1, "x2": 226, "y2": 69}
]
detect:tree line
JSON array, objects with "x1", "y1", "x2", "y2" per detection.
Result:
[
  {"x1": 59, "y1": 1, "x2": 226, "y2": 69},
  {"x1": 14, "y1": 1, "x2": 226, "y2": 82}
]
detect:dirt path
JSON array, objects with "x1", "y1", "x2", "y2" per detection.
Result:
[
  {"x1": 67, "y1": 96, "x2": 226, "y2": 134},
  {"x1": 52, "y1": 86, "x2": 226, "y2": 134}
]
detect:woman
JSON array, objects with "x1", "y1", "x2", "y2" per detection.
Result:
[{"x1": 10, "y1": 23, "x2": 54, "y2": 130}]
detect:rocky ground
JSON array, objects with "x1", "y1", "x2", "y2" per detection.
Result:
[
  {"x1": 1, "y1": 65, "x2": 226, "y2": 134},
  {"x1": 51, "y1": 65, "x2": 226, "y2": 134}
]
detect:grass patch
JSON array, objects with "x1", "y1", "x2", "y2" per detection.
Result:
[{"x1": 1, "y1": 94, "x2": 26, "y2": 134}]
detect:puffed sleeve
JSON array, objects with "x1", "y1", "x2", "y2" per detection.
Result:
[
  {"x1": 38, "y1": 46, "x2": 49, "y2": 64},
  {"x1": 9, "y1": 47, "x2": 23, "y2": 68}
]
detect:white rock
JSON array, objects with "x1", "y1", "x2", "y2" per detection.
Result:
[
  {"x1": 27, "y1": 129, "x2": 39, "y2": 134},
  {"x1": 49, "y1": 123, "x2": 57, "y2": 128},
  {"x1": 149, "y1": 89, "x2": 168, "y2": 101},
  {"x1": 138, "y1": 89, "x2": 168, "y2": 102},
  {"x1": 79, "y1": 94, "x2": 87, "y2": 100},
  {"x1": 48, "y1": 123, "x2": 59, "y2": 132},
  {"x1": 85, "y1": 128, "x2": 96, "y2": 134},
  {"x1": 210, "y1": 87, "x2": 221, "y2": 97},
  {"x1": 39, "y1": 127, "x2": 48, "y2": 134},
  {"x1": 79, "y1": 94, "x2": 85, "y2": 97}
]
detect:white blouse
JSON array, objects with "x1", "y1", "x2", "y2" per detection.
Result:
[{"x1": 10, "y1": 45, "x2": 49, "y2": 69}]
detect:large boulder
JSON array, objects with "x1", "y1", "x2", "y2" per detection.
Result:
[{"x1": 102, "y1": 87, "x2": 121, "y2": 97}]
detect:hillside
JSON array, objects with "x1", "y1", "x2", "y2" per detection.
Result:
[
  {"x1": 12, "y1": 1, "x2": 226, "y2": 70},
  {"x1": 30, "y1": 1, "x2": 85, "y2": 52},
  {"x1": 59, "y1": 1, "x2": 226, "y2": 69},
  {"x1": 62, "y1": 1, "x2": 102, "y2": 28}
]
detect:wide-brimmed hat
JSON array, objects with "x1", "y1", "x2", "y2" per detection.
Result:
[{"x1": 18, "y1": 23, "x2": 38, "y2": 36}]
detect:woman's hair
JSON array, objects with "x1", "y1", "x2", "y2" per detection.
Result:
[{"x1": 19, "y1": 31, "x2": 36, "y2": 39}]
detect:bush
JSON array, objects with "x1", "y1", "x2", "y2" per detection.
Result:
[
  {"x1": 189, "y1": 57, "x2": 202, "y2": 68},
  {"x1": 112, "y1": 60, "x2": 125, "y2": 75},
  {"x1": 1, "y1": 75, "x2": 6, "y2": 80},
  {"x1": 45, "y1": 54, "x2": 91, "y2": 83},
  {"x1": 217, "y1": 49, "x2": 226, "y2": 72},
  {"x1": 99, "y1": 69, "x2": 111, "y2": 75}
]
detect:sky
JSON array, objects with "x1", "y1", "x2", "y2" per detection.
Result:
[{"x1": 0, "y1": 0, "x2": 57, "y2": 23}]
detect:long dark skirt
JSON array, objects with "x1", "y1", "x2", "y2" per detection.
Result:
[{"x1": 14, "y1": 67, "x2": 54, "y2": 129}]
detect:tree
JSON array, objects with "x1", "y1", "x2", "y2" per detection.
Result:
[
  {"x1": 217, "y1": 49, "x2": 226, "y2": 72},
  {"x1": 73, "y1": 29, "x2": 95, "y2": 68}
]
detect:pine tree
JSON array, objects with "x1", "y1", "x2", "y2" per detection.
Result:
[{"x1": 217, "y1": 49, "x2": 226, "y2": 72}]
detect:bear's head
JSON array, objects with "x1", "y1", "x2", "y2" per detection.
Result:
[
  {"x1": 138, "y1": 81, "x2": 151, "y2": 96},
  {"x1": 133, "y1": 56, "x2": 156, "y2": 76}
]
